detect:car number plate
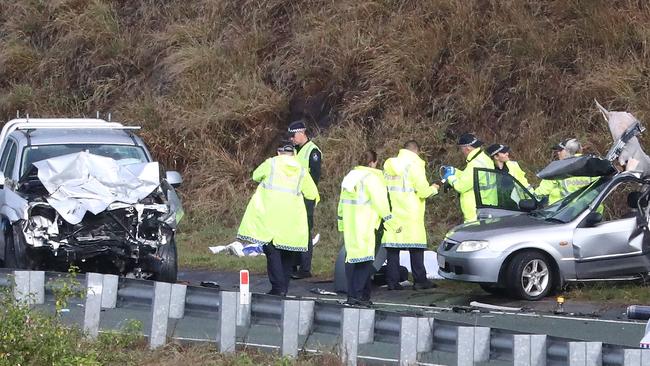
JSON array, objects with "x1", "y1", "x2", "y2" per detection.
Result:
[{"x1": 437, "y1": 254, "x2": 445, "y2": 268}]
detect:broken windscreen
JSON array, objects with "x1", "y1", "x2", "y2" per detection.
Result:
[{"x1": 20, "y1": 144, "x2": 149, "y2": 175}]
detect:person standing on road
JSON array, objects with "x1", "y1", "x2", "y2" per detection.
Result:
[
  {"x1": 288, "y1": 120, "x2": 322, "y2": 280},
  {"x1": 338, "y1": 150, "x2": 400, "y2": 306},
  {"x1": 382, "y1": 140, "x2": 439, "y2": 291},
  {"x1": 443, "y1": 133, "x2": 496, "y2": 222},
  {"x1": 535, "y1": 138, "x2": 595, "y2": 205},
  {"x1": 236, "y1": 142, "x2": 320, "y2": 296}
]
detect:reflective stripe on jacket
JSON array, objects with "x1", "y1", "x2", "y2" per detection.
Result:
[
  {"x1": 237, "y1": 155, "x2": 320, "y2": 251},
  {"x1": 447, "y1": 148, "x2": 496, "y2": 222},
  {"x1": 338, "y1": 166, "x2": 398, "y2": 263},
  {"x1": 381, "y1": 149, "x2": 438, "y2": 249}
]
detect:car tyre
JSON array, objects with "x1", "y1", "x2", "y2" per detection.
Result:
[
  {"x1": 506, "y1": 251, "x2": 553, "y2": 301},
  {"x1": 153, "y1": 239, "x2": 178, "y2": 283},
  {"x1": 4, "y1": 221, "x2": 34, "y2": 269}
]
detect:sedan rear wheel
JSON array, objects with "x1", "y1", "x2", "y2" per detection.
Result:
[{"x1": 507, "y1": 252, "x2": 553, "y2": 301}]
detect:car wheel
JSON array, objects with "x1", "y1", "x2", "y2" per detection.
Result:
[
  {"x1": 4, "y1": 222, "x2": 33, "y2": 269},
  {"x1": 479, "y1": 283, "x2": 508, "y2": 296},
  {"x1": 506, "y1": 251, "x2": 553, "y2": 301},
  {"x1": 153, "y1": 239, "x2": 178, "y2": 283}
]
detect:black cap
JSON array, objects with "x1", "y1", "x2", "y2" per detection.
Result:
[
  {"x1": 457, "y1": 133, "x2": 483, "y2": 147},
  {"x1": 486, "y1": 144, "x2": 510, "y2": 157},
  {"x1": 277, "y1": 140, "x2": 295, "y2": 153},
  {"x1": 552, "y1": 138, "x2": 572, "y2": 151},
  {"x1": 287, "y1": 120, "x2": 307, "y2": 134}
]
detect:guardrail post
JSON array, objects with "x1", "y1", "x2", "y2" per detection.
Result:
[
  {"x1": 101, "y1": 274, "x2": 118, "y2": 308},
  {"x1": 236, "y1": 293, "x2": 251, "y2": 327},
  {"x1": 457, "y1": 326, "x2": 490, "y2": 365},
  {"x1": 149, "y1": 281, "x2": 172, "y2": 349},
  {"x1": 281, "y1": 299, "x2": 300, "y2": 358},
  {"x1": 340, "y1": 307, "x2": 360, "y2": 366},
  {"x1": 417, "y1": 317, "x2": 434, "y2": 353},
  {"x1": 218, "y1": 291, "x2": 237, "y2": 353},
  {"x1": 83, "y1": 273, "x2": 103, "y2": 339},
  {"x1": 298, "y1": 300, "x2": 315, "y2": 336},
  {"x1": 13, "y1": 271, "x2": 29, "y2": 304},
  {"x1": 399, "y1": 316, "x2": 418, "y2": 365},
  {"x1": 13, "y1": 270, "x2": 44, "y2": 305},
  {"x1": 169, "y1": 283, "x2": 186, "y2": 319},
  {"x1": 358, "y1": 308, "x2": 375, "y2": 344},
  {"x1": 514, "y1": 334, "x2": 547, "y2": 366},
  {"x1": 568, "y1": 341, "x2": 602, "y2": 365},
  {"x1": 624, "y1": 349, "x2": 650, "y2": 365},
  {"x1": 29, "y1": 271, "x2": 44, "y2": 304}
]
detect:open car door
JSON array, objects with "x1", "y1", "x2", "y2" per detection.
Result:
[
  {"x1": 572, "y1": 176, "x2": 650, "y2": 279},
  {"x1": 473, "y1": 168, "x2": 540, "y2": 220}
]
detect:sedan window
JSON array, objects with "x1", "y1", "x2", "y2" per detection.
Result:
[{"x1": 534, "y1": 177, "x2": 608, "y2": 223}]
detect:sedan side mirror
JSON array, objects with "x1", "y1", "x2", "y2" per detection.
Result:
[
  {"x1": 584, "y1": 211, "x2": 603, "y2": 227},
  {"x1": 165, "y1": 171, "x2": 183, "y2": 188},
  {"x1": 518, "y1": 199, "x2": 537, "y2": 212}
]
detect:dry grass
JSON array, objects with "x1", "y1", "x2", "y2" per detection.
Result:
[{"x1": 2, "y1": 0, "x2": 650, "y2": 273}]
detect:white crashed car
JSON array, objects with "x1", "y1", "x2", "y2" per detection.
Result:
[{"x1": 0, "y1": 119, "x2": 183, "y2": 282}]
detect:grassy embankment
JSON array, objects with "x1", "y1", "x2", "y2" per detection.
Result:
[{"x1": 2, "y1": 0, "x2": 650, "y2": 301}]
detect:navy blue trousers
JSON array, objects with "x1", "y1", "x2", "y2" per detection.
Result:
[
  {"x1": 264, "y1": 244, "x2": 296, "y2": 295},
  {"x1": 385, "y1": 248, "x2": 427, "y2": 287},
  {"x1": 345, "y1": 261, "x2": 374, "y2": 301}
]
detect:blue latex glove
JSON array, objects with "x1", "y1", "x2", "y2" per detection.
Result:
[{"x1": 439, "y1": 166, "x2": 456, "y2": 181}]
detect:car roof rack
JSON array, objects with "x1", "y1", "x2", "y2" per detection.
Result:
[{"x1": 0, "y1": 118, "x2": 141, "y2": 153}]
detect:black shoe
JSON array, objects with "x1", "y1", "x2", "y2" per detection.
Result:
[
  {"x1": 345, "y1": 298, "x2": 372, "y2": 308},
  {"x1": 413, "y1": 281, "x2": 437, "y2": 291},
  {"x1": 291, "y1": 271, "x2": 312, "y2": 280},
  {"x1": 387, "y1": 283, "x2": 404, "y2": 291},
  {"x1": 266, "y1": 290, "x2": 287, "y2": 297}
]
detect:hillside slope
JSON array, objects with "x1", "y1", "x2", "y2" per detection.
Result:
[{"x1": 2, "y1": 0, "x2": 650, "y2": 267}]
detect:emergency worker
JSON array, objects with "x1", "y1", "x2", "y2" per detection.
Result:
[
  {"x1": 443, "y1": 133, "x2": 496, "y2": 222},
  {"x1": 288, "y1": 120, "x2": 322, "y2": 280},
  {"x1": 382, "y1": 140, "x2": 439, "y2": 291},
  {"x1": 486, "y1": 144, "x2": 531, "y2": 189},
  {"x1": 237, "y1": 142, "x2": 320, "y2": 296},
  {"x1": 338, "y1": 150, "x2": 399, "y2": 306},
  {"x1": 535, "y1": 138, "x2": 595, "y2": 205}
]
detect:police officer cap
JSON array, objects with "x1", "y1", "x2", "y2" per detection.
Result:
[
  {"x1": 287, "y1": 120, "x2": 307, "y2": 134},
  {"x1": 277, "y1": 141, "x2": 295, "y2": 153},
  {"x1": 486, "y1": 143, "x2": 510, "y2": 157},
  {"x1": 457, "y1": 133, "x2": 483, "y2": 147}
]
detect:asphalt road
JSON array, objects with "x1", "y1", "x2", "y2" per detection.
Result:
[{"x1": 178, "y1": 269, "x2": 649, "y2": 348}]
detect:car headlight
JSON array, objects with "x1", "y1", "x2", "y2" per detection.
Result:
[{"x1": 456, "y1": 240, "x2": 489, "y2": 252}]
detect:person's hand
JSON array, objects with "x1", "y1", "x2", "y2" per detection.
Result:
[
  {"x1": 439, "y1": 166, "x2": 456, "y2": 180},
  {"x1": 431, "y1": 183, "x2": 440, "y2": 190}
]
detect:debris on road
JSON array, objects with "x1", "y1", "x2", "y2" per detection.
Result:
[
  {"x1": 310, "y1": 288, "x2": 338, "y2": 296},
  {"x1": 469, "y1": 301, "x2": 523, "y2": 312}
]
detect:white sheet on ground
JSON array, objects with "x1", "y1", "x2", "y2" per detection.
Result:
[
  {"x1": 34, "y1": 151, "x2": 160, "y2": 224},
  {"x1": 399, "y1": 250, "x2": 444, "y2": 279}
]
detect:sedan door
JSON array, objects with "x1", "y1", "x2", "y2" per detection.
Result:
[
  {"x1": 474, "y1": 168, "x2": 539, "y2": 219},
  {"x1": 572, "y1": 178, "x2": 650, "y2": 279}
]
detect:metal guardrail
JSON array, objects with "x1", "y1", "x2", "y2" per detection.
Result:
[{"x1": 1, "y1": 269, "x2": 649, "y2": 366}]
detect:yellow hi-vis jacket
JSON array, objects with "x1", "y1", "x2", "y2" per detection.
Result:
[
  {"x1": 505, "y1": 161, "x2": 531, "y2": 190},
  {"x1": 381, "y1": 149, "x2": 438, "y2": 249},
  {"x1": 534, "y1": 155, "x2": 597, "y2": 205},
  {"x1": 448, "y1": 148, "x2": 496, "y2": 222},
  {"x1": 237, "y1": 155, "x2": 320, "y2": 251},
  {"x1": 337, "y1": 166, "x2": 398, "y2": 263},
  {"x1": 296, "y1": 140, "x2": 321, "y2": 171}
]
